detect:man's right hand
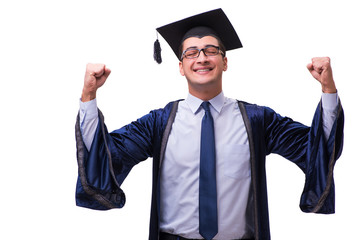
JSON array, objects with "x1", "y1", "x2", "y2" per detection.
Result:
[{"x1": 81, "y1": 63, "x2": 111, "y2": 102}]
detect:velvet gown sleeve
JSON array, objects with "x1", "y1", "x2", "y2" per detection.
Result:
[
  {"x1": 75, "y1": 107, "x2": 168, "y2": 210},
  {"x1": 264, "y1": 100, "x2": 344, "y2": 213}
]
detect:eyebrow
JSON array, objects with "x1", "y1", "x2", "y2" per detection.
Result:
[{"x1": 185, "y1": 44, "x2": 218, "y2": 51}]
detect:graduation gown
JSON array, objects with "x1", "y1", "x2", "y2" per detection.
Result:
[{"x1": 75, "y1": 100, "x2": 344, "y2": 240}]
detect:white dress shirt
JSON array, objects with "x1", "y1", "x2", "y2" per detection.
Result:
[
  {"x1": 79, "y1": 92, "x2": 339, "y2": 239},
  {"x1": 159, "y1": 92, "x2": 253, "y2": 239}
]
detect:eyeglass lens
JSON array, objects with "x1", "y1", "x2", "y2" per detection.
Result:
[{"x1": 183, "y1": 46, "x2": 220, "y2": 59}]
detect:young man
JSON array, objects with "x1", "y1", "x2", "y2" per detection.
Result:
[{"x1": 75, "y1": 9, "x2": 344, "y2": 240}]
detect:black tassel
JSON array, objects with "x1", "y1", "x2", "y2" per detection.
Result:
[{"x1": 153, "y1": 39, "x2": 162, "y2": 64}]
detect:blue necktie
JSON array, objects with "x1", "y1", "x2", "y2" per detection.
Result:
[{"x1": 199, "y1": 102, "x2": 218, "y2": 240}]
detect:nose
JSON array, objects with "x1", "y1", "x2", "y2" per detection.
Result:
[{"x1": 196, "y1": 49, "x2": 208, "y2": 63}]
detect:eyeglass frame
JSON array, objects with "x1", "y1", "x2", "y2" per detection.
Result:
[{"x1": 180, "y1": 45, "x2": 225, "y2": 60}]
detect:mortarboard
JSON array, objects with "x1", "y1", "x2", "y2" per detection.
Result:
[{"x1": 154, "y1": 8, "x2": 242, "y2": 63}]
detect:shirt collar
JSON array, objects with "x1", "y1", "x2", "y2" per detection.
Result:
[{"x1": 185, "y1": 91, "x2": 225, "y2": 114}]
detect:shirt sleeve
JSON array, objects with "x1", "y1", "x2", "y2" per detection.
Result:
[
  {"x1": 321, "y1": 92, "x2": 339, "y2": 140},
  {"x1": 79, "y1": 98, "x2": 99, "y2": 151}
]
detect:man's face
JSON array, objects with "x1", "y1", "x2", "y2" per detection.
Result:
[{"x1": 179, "y1": 36, "x2": 228, "y2": 95}]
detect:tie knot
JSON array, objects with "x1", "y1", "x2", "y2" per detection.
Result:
[{"x1": 201, "y1": 101, "x2": 211, "y2": 112}]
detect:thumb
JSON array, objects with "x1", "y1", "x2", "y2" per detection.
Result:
[
  {"x1": 306, "y1": 63, "x2": 320, "y2": 81},
  {"x1": 103, "y1": 67, "x2": 111, "y2": 80},
  {"x1": 306, "y1": 63, "x2": 313, "y2": 72},
  {"x1": 97, "y1": 67, "x2": 111, "y2": 83},
  {"x1": 95, "y1": 67, "x2": 111, "y2": 89}
]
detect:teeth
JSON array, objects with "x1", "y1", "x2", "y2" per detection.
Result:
[{"x1": 196, "y1": 69, "x2": 210, "y2": 72}]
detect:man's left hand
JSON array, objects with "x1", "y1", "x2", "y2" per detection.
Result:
[{"x1": 307, "y1": 57, "x2": 337, "y2": 93}]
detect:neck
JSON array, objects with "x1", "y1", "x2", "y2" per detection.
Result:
[{"x1": 188, "y1": 87, "x2": 222, "y2": 101}]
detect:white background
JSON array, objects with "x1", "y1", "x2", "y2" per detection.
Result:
[{"x1": 1, "y1": 0, "x2": 358, "y2": 239}]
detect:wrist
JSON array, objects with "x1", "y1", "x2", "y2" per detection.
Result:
[
  {"x1": 321, "y1": 78, "x2": 337, "y2": 93},
  {"x1": 322, "y1": 84, "x2": 337, "y2": 94},
  {"x1": 81, "y1": 88, "x2": 96, "y2": 102}
]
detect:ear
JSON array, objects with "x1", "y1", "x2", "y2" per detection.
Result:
[
  {"x1": 223, "y1": 57, "x2": 228, "y2": 71},
  {"x1": 179, "y1": 61, "x2": 185, "y2": 76}
]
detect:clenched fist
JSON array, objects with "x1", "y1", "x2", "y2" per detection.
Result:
[
  {"x1": 307, "y1": 57, "x2": 337, "y2": 93},
  {"x1": 81, "y1": 63, "x2": 111, "y2": 102}
]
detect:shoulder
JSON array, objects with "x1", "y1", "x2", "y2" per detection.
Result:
[
  {"x1": 140, "y1": 100, "x2": 184, "y2": 128},
  {"x1": 236, "y1": 99, "x2": 268, "y2": 114},
  {"x1": 236, "y1": 99, "x2": 284, "y2": 125},
  {"x1": 150, "y1": 99, "x2": 184, "y2": 117}
]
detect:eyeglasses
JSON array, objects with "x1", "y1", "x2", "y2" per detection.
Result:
[{"x1": 181, "y1": 46, "x2": 224, "y2": 60}]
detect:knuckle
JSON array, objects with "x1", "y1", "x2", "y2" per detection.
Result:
[{"x1": 86, "y1": 63, "x2": 94, "y2": 72}]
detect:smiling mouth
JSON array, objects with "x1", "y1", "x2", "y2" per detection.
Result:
[{"x1": 194, "y1": 68, "x2": 213, "y2": 73}]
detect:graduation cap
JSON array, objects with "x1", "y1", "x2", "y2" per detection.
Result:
[{"x1": 154, "y1": 8, "x2": 242, "y2": 63}]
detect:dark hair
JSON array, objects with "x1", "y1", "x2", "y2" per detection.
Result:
[{"x1": 178, "y1": 36, "x2": 226, "y2": 60}]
